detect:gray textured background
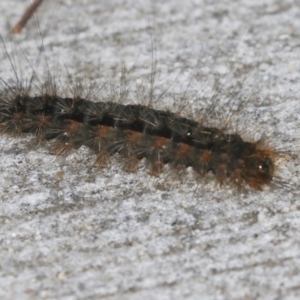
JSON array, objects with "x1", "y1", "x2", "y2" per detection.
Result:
[{"x1": 1, "y1": 0, "x2": 300, "y2": 299}]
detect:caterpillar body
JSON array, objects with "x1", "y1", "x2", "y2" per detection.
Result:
[
  {"x1": 0, "y1": 1, "x2": 297, "y2": 194},
  {"x1": 0, "y1": 87, "x2": 276, "y2": 190}
]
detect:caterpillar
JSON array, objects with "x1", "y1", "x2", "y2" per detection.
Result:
[
  {"x1": 0, "y1": 1, "x2": 297, "y2": 193},
  {"x1": 0, "y1": 87, "x2": 276, "y2": 190}
]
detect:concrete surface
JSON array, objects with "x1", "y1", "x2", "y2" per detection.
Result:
[{"x1": 0, "y1": 0, "x2": 300, "y2": 299}]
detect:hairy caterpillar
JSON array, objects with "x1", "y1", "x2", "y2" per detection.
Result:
[
  {"x1": 0, "y1": 1, "x2": 297, "y2": 193},
  {"x1": 0, "y1": 88, "x2": 276, "y2": 190}
]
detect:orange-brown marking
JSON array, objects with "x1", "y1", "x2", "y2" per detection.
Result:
[
  {"x1": 124, "y1": 156, "x2": 140, "y2": 173},
  {"x1": 37, "y1": 114, "x2": 52, "y2": 125},
  {"x1": 247, "y1": 178, "x2": 262, "y2": 190},
  {"x1": 36, "y1": 115, "x2": 52, "y2": 129},
  {"x1": 95, "y1": 151, "x2": 110, "y2": 169},
  {"x1": 66, "y1": 120, "x2": 82, "y2": 134},
  {"x1": 153, "y1": 137, "x2": 168, "y2": 149},
  {"x1": 200, "y1": 149, "x2": 211, "y2": 163},
  {"x1": 177, "y1": 143, "x2": 191, "y2": 157},
  {"x1": 97, "y1": 125, "x2": 112, "y2": 139},
  {"x1": 12, "y1": 112, "x2": 23, "y2": 122},
  {"x1": 149, "y1": 161, "x2": 164, "y2": 176},
  {"x1": 127, "y1": 131, "x2": 142, "y2": 144}
]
